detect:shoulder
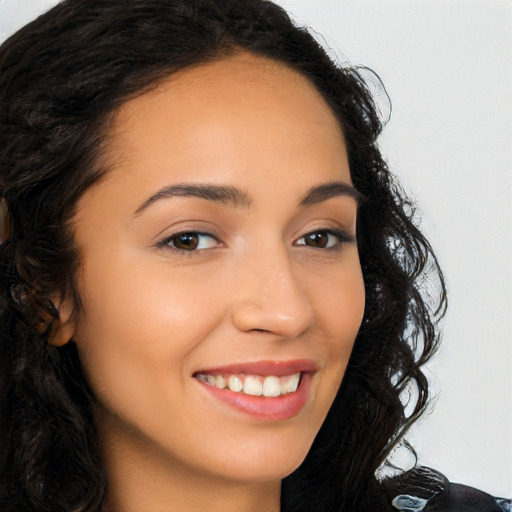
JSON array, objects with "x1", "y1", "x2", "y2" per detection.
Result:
[{"x1": 383, "y1": 467, "x2": 511, "y2": 512}]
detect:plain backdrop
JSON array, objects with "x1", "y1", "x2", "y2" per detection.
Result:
[{"x1": 1, "y1": 0, "x2": 511, "y2": 497}]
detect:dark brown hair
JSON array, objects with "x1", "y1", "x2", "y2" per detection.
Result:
[{"x1": 0, "y1": 1, "x2": 446, "y2": 511}]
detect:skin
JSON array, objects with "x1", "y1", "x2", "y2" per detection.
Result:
[{"x1": 59, "y1": 53, "x2": 366, "y2": 512}]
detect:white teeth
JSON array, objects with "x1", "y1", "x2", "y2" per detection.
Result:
[
  {"x1": 262, "y1": 376, "x2": 281, "y2": 397},
  {"x1": 281, "y1": 373, "x2": 300, "y2": 394},
  {"x1": 228, "y1": 375, "x2": 243, "y2": 393},
  {"x1": 197, "y1": 372, "x2": 302, "y2": 397},
  {"x1": 201, "y1": 374, "x2": 216, "y2": 386},
  {"x1": 243, "y1": 375, "x2": 263, "y2": 396},
  {"x1": 215, "y1": 375, "x2": 225, "y2": 389}
]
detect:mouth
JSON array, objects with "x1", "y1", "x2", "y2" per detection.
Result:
[
  {"x1": 193, "y1": 360, "x2": 318, "y2": 421},
  {"x1": 195, "y1": 371, "x2": 302, "y2": 397}
]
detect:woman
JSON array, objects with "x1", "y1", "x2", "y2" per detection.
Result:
[{"x1": 0, "y1": 1, "x2": 509, "y2": 511}]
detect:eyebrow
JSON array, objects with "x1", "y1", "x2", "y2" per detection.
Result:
[
  {"x1": 134, "y1": 183, "x2": 251, "y2": 216},
  {"x1": 134, "y1": 180, "x2": 362, "y2": 216},
  {"x1": 299, "y1": 181, "x2": 363, "y2": 206}
]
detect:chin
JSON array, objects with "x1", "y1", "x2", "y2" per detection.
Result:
[
  {"x1": 216, "y1": 457, "x2": 306, "y2": 484},
  {"x1": 196, "y1": 433, "x2": 314, "y2": 484}
]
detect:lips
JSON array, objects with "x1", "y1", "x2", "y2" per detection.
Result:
[
  {"x1": 193, "y1": 359, "x2": 318, "y2": 421},
  {"x1": 196, "y1": 371, "x2": 301, "y2": 396},
  {"x1": 194, "y1": 359, "x2": 319, "y2": 377}
]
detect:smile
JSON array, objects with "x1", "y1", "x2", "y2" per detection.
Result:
[
  {"x1": 195, "y1": 372, "x2": 301, "y2": 397},
  {"x1": 193, "y1": 360, "x2": 318, "y2": 420}
]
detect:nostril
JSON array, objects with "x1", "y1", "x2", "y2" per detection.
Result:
[{"x1": 231, "y1": 302, "x2": 313, "y2": 338}]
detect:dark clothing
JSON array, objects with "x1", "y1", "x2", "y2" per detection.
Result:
[
  {"x1": 381, "y1": 467, "x2": 511, "y2": 512},
  {"x1": 391, "y1": 484, "x2": 510, "y2": 512}
]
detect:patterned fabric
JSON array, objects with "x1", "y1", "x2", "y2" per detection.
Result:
[
  {"x1": 377, "y1": 466, "x2": 510, "y2": 512},
  {"x1": 391, "y1": 482, "x2": 511, "y2": 512}
]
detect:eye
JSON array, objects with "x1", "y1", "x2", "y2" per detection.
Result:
[
  {"x1": 295, "y1": 229, "x2": 352, "y2": 249},
  {"x1": 160, "y1": 231, "x2": 219, "y2": 252}
]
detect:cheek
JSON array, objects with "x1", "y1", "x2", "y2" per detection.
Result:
[
  {"x1": 315, "y1": 263, "x2": 365, "y2": 396},
  {"x1": 72, "y1": 258, "x2": 225, "y2": 410},
  {"x1": 304, "y1": 255, "x2": 365, "y2": 396},
  {"x1": 313, "y1": 258, "x2": 365, "y2": 350},
  {"x1": 77, "y1": 253, "x2": 222, "y2": 341}
]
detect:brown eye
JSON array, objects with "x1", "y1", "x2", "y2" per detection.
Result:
[
  {"x1": 173, "y1": 233, "x2": 200, "y2": 251},
  {"x1": 295, "y1": 229, "x2": 350, "y2": 250},
  {"x1": 304, "y1": 231, "x2": 329, "y2": 248},
  {"x1": 162, "y1": 232, "x2": 219, "y2": 252}
]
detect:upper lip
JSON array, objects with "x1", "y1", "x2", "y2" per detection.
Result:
[{"x1": 194, "y1": 359, "x2": 319, "y2": 377}]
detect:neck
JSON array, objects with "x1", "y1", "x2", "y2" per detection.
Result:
[{"x1": 97, "y1": 415, "x2": 281, "y2": 512}]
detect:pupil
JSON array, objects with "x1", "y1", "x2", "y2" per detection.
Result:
[
  {"x1": 307, "y1": 232, "x2": 327, "y2": 247},
  {"x1": 175, "y1": 233, "x2": 199, "y2": 250}
]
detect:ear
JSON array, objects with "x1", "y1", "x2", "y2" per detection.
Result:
[{"x1": 48, "y1": 297, "x2": 76, "y2": 347}]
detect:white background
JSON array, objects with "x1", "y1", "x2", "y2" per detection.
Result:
[{"x1": 1, "y1": 0, "x2": 510, "y2": 497}]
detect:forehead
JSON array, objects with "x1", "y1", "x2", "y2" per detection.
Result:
[
  {"x1": 116, "y1": 51, "x2": 340, "y2": 124},
  {"x1": 76, "y1": 52, "x2": 352, "y2": 224},
  {"x1": 104, "y1": 52, "x2": 347, "y2": 173}
]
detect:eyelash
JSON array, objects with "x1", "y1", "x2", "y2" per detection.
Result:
[
  {"x1": 157, "y1": 228, "x2": 355, "y2": 256},
  {"x1": 156, "y1": 231, "x2": 222, "y2": 255},
  {"x1": 295, "y1": 228, "x2": 355, "y2": 250}
]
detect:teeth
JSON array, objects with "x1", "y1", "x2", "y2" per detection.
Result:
[
  {"x1": 262, "y1": 376, "x2": 281, "y2": 397},
  {"x1": 197, "y1": 372, "x2": 301, "y2": 397},
  {"x1": 215, "y1": 375, "x2": 225, "y2": 389},
  {"x1": 281, "y1": 373, "x2": 301, "y2": 395},
  {"x1": 228, "y1": 375, "x2": 243, "y2": 393},
  {"x1": 243, "y1": 375, "x2": 263, "y2": 396},
  {"x1": 203, "y1": 374, "x2": 216, "y2": 386}
]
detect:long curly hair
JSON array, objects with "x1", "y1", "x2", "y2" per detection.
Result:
[{"x1": 0, "y1": 1, "x2": 446, "y2": 511}]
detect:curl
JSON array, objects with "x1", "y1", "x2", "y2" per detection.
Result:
[{"x1": 0, "y1": 2, "x2": 447, "y2": 511}]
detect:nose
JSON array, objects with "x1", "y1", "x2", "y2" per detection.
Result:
[{"x1": 231, "y1": 246, "x2": 313, "y2": 338}]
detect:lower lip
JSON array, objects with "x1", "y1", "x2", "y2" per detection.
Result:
[{"x1": 195, "y1": 373, "x2": 312, "y2": 421}]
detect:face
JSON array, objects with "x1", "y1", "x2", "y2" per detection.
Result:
[{"x1": 69, "y1": 53, "x2": 365, "y2": 485}]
